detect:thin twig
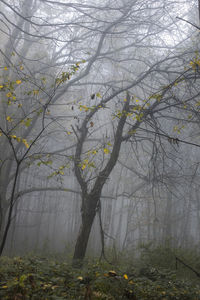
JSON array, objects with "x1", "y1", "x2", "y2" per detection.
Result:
[
  {"x1": 176, "y1": 16, "x2": 200, "y2": 30},
  {"x1": 175, "y1": 256, "x2": 200, "y2": 278}
]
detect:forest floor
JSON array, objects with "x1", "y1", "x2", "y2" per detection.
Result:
[{"x1": 0, "y1": 252, "x2": 200, "y2": 299}]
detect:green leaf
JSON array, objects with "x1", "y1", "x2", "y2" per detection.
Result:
[
  {"x1": 96, "y1": 92, "x2": 102, "y2": 98},
  {"x1": 25, "y1": 118, "x2": 31, "y2": 127}
]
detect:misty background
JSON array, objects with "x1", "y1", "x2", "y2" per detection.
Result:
[{"x1": 0, "y1": 0, "x2": 200, "y2": 263}]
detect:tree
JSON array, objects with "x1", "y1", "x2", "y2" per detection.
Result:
[
  {"x1": 0, "y1": 0, "x2": 200, "y2": 262},
  {"x1": 0, "y1": 0, "x2": 85, "y2": 253},
  {"x1": 71, "y1": 45, "x2": 200, "y2": 264},
  {"x1": 73, "y1": 92, "x2": 131, "y2": 264}
]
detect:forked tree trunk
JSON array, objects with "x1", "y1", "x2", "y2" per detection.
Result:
[{"x1": 72, "y1": 93, "x2": 131, "y2": 266}]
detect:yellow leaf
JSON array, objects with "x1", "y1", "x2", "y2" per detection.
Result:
[
  {"x1": 67, "y1": 131, "x2": 72, "y2": 135},
  {"x1": 128, "y1": 129, "x2": 136, "y2": 135},
  {"x1": 81, "y1": 164, "x2": 86, "y2": 170},
  {"x1": 6, "y1": 116, "x2": 12, "y2": 122},
  {"x1": 51, "y1": 285, "x2": 59, "y2": 290},
  {"x1": 20, "y1": 66, "x2": 24, "y2": 70},
  {"x1": 108, "y1": 270, "x2": 117, "y2": 277},
  {"x1": 22, "y1": 139, "x2": 29, "y2": 148},
  {"x1": 4, "y1": 67, "x2": 8, "y2": 70},
  {"x1": 104, "y1": 148, "x2": 110, "y2": 154},
  {"x1": 77, "y1": 276, "x2": 83, "y2": 281},
  {"x1": 24, "y1": 142, "x2": 29, "y2": 149},
  {"x1": 6, "y1": 92, "x2": 12, "y2": 98},
  {"x1": 96, "y1": 92, "x2": 102, "y2": 98},
  {"x1": 129, "y1": 280, "x2": 134, "y2": 284},
  {"x1": 16, "y1": 80, "x2": 22, "y2": 84},
  {"x1": 123, "y1": 274, "x2": 128, "y2": 280},
  {"x1": 0, "y1": 85, "x2": 4, "y2": 89}
]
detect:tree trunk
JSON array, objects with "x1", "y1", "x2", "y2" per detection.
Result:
[
  {"x1": 72, "y1": 195, "x2": 97, "y2": 267},
  {"x1": 0, "y1": 163, "x2": 20, "y2": 256}
]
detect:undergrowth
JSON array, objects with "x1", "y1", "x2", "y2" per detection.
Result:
[{"x1": 0, "y1": 247, "x2": 200, "y2": 299}]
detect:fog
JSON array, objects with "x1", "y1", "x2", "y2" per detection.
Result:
[{"x1": 0, "y1": 0, "x2": 200, "y2": 266}]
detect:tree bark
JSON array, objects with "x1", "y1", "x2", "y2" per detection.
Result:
[{"x1": 72, "y1": 194, "x2": 98, "y2": 267}]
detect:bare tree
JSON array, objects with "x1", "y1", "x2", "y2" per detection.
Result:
[{"x1": 0, "y1": 0, "x2": 199, "y2": 260}]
